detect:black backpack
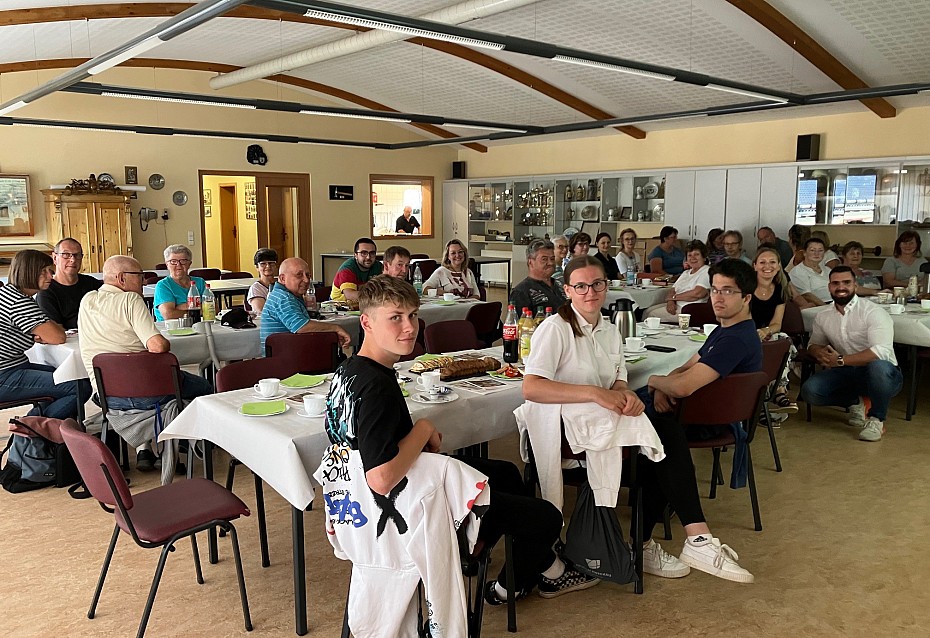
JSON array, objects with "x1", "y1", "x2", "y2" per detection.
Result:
[{"x1": 0, "y1": 418, "x2": 83, "y2": 494}]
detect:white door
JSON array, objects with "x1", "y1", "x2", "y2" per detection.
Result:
[
  {"x1": 725, "y1": 168, "x2": 763, "y2": 249},
  {"x1": 663, "y1": 171, "x2": 696, "y2": 237},
  {"x1": 442, "y1": 182, "x2": 468, "y2": 245},
  {"x1": 692, "y1": 170, "x2": 728, "y2": 243}
]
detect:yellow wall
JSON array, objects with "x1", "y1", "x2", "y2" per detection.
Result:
[{"x1": 201, "y1": 174, "x2": 256, "y2": 272}]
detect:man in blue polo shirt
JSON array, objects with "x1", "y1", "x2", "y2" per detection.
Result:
[{"x1": 260, "y1": 257, "x2": 351, "y2": 354}]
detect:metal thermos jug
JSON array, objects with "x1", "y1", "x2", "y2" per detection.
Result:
[{"x1": 610, "y1": 298, "x2": 636, "y2": 340}]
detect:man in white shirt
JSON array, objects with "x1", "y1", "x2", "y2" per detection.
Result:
[
  {"x1": 789, "y1": 237, "x2": 832, "y2": 308},
  {"x1": 800, "y1": 266, "x2": 902, "y2": 442}
]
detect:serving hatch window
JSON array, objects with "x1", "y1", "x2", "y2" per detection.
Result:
[{"x1": 370, "y1": 175, "x2": 433, "y2": 238}]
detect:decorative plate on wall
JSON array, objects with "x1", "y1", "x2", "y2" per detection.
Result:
[
  {"x1": 97, "y1": 173, "x2": 115, "y2": 188},
  {"x1": 172, "y1": 190, "x2": 188, "y2": 206},
  {"x1": 643, "y1": 182, "x2": 660, "y2": 198},
  {"x1": 148, "y1": 173, "x2": 165, "y2": 190}
]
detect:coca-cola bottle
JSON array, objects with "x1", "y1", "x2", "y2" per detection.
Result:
[
  {"x1": 187, "y1": 281, "x2": 202, "y2": 324},
  {"x1": 502, "y1": 304, "x2": 519, "y2": 364}
]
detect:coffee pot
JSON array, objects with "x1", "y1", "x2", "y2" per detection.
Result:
[{"x1": 610, "y1": 298, "x2": 636, "y2": 340}]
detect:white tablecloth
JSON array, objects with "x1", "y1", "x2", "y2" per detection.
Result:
[
  {"x1": 603, "y1": 285, "x2": 669, "y2": 311},
  {"x1": 801, "y1": 300, "x2": 930, "y2": 347}
]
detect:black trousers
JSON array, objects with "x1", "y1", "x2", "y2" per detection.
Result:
[{"x1": 458, "y1": 457, "x2": 563, "y2": 592}]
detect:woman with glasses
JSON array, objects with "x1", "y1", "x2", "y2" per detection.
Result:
[
  {"x1": 648, "y1": 226, "x2": 685, "y2": 276},
  {"x1": 788, "y1": 237, "x2": 832, "y2": 309},
  {"x1": 423, "y1": 239, "x2": 480, "y2": 299},
  {"x1": 36, "y1": 237, "x2": 102, "y2": 329},
  {"x1": 153, "y1": 244, "x2": 206, "y2": 321},
  {"x1": 247, "y1": 247, "x2": 278, "y2": 314},
  {"x1": 643, "y1": 240, "x2": 710, "y2": 321},
  {"x1": 593, "y1": 232, "x2": 621, "y2": 280},
  {"x1": 568, "y1": 232, "x2": 592, "y2": 259},
  {"x1": 0, "y1": 250, "x2": 90, "y2": 419},
  {"x1": 614, "y1": 228, "x2": 642, "y2": 276}
]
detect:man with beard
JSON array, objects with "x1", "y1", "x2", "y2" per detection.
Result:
[
  {"x1": 800, "y1": 266, "x2": 902, "y2": 442},
  {"x1": 510, "y1": 239, "x2": 567, "y2": 314}
]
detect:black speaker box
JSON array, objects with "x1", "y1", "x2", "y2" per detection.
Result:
[
  {"x1": 452, "y1": 161, "x2": 467, "y2": 179},
  {"x1": 796, "y1": 134, "x2": 821, "y2": 161}
]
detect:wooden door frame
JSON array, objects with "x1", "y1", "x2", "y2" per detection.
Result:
[{"x1": 198, "y1": 170, "x2": 312, "y2": 268}]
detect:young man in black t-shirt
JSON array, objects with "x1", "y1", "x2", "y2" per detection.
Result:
[{"x1": 325, "y1": 275, "x2": 598, "y2": 605}]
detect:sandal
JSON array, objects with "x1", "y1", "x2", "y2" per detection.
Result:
[{"x1": 770, "y1": 392, "x2": 798, "y2": 414}]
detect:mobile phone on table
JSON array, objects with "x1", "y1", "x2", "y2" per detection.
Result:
[{"x1": 645, "y1": 344, "x2": 676, "y2": 353}]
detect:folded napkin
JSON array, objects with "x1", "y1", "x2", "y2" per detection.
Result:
[
  {"x1": 240, "y1": 400, "x2": 286, "y2": 416},
  {"x1": 167, "y1": 328, "x2": 197, "y2": 336},
  {"x1": 281, "y1": 374, "x2": 326, "y2": 388},
  {"x1": 625, "y1": 355, "x2": 647, "y2": 364},
  {"x1": 346, "y1": 310, "x2": 361, "y2": 316}
]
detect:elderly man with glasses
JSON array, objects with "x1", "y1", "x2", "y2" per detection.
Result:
[
  {"x1": 330, "y1": 237, "x2": 384, "y2": 307},
  {"x1": 510, "y1": 239, "x2": 567, "y2": 315},
  {"x1": 36, "y1": 237, "x2": 102, "y2": 329},
  {"x1": 153, "y1": 244, "x2": 206, "y2": 321}
]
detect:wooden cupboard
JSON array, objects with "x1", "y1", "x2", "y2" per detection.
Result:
[{"x1": 43, "y1": 189, "x2": 133, "y2": 272}]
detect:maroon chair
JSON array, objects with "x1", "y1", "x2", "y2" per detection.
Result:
[
  {"x1": 760, "y1": 339, "x2": 791, "y2": 472},
  {"x1": 143, "y1": 275, "x2": 164, "y2": 286},
  {"x1": 143, "y1": 271, "x2": 157, "y2": 279},
  {"x1": 216, "y1": 357, "x2": 302, "y2": 568},
  {"x1": 60, "y1": 421, "x2": 252, "y2": 638},
  {"x1": 415, "y1": 259, "x2": 439, "y2": 281},
  {"x1": 154, "y1": 262, "x2": 167, "y2": 270},
  {"x1": 466, "y1": 302, "x2": 503, "y2": 348},
  {"x1": 424, "y1": 320, "x2": 480, "y2": 354},
  {"x1": 780, "y1": 300, "x2": 816, "y2": 421},
  {"x1": 676, "y1": 371, "x2": 769, "y2": 531},
  {"x1": 189, "y1": 268, "x2": 222, "y2": 281},
  {"x1": 265, "y1": 332, "x2": 341, "y2": 374},
  {"x1": 409, "y1": 253, "x2": 430, "y2": 260},
  {"x1": 221, "y1": 271, "x2": 252, "y2": 279},
  {"x1": 313, "y1": 284, "x2": 332, "y2": 303},
  {"x1": 681, "y1": 301, "x2": 717, "y2": 327}
]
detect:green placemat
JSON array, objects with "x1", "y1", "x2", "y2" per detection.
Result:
[
  {"x1": 167, "y1": 328, "x2": 197, "y2": 336},
  {"x1": 281, "y1": 374, "x2": 326, "y2": 388},
  {"x1": 625, "y1": 355, "x2": 647, "y2": 364},
  {"x1": 415, "y1": 354, "x2": 445, "y2": 362},
  {"x1": 346, "y1": 310, "x2": 361, "y2": 316},
  {"x1": 434, "y1": 300, "x2": 457, "y2": 306},
  {"x1": 240, "y1": 400, "x2": 286, "y2": 416},
  {"x1": 689, "y1": 334, "x2": 708, "y2": 342}
]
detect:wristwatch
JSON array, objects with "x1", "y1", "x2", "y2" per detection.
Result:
[{"x1": 836, "y1": 354, "x2": 845, "y2": 367}]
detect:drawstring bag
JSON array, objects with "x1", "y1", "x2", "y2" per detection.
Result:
[
  {"x1": 0, "y1": 417, "x2": 84, "y2": 493},
  {"x1": 563, "y1": 481, "x2": 638, "y2": 585}
]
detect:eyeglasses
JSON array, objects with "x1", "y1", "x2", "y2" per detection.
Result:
[
  {"x1": 355, "y1": 250, "x2": 377, "y2": 257},
  {"x1": 121, "y1": 271, "x2": 145, "y2": 277},
  {"x1": 55, "y1": 252, "x2": 83, "y2": 260},
  {"x1": 710, "y1": 287, "x2": 744, "y2": 296},
  {"x1": 257, "y1": 261, "x2": 277, "y2": 267},
  {"x1": 167, "y1": 259, "x2": 192, "y2": 266},
  {"x1": 569, "y1": 279, "x2": 608, "y2": 294}
]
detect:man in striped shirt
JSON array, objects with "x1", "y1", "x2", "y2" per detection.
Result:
[{"x1": 260, "y1": 257, "x2": 351, "y2": 355}]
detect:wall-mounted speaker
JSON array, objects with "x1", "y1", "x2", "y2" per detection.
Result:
[
  {"x1": 452, "y1": 161, "x2": 467, "y2": 179},
  {"x1": 796, "y1": 134, "x2": 821, "y2": 161}
]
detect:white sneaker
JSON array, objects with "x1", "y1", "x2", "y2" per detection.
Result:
[
  {"x1": 858, "y1": 417, "x2": 885, "y2": 442},
  {"x1": 848, "y1": 398, "x2": 866, "y2": 427},
  {"x1": 679, "y1": 536, "x2": 754, "y2": 584},
  {"x1": 642, "y1": 539, "x2": 690, "y2": 578}
]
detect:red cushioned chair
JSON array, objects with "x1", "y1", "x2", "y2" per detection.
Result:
[
  {"x1": 154, "y1": 262, "x2": 167, "y2": 270},
  {"x1": 60, "y1": 420, "x2": 252, "y2": 638},
  {"x1": 780, "y1": 300, "x2": 817, "y2": 421},
  {"x1": 265, "y1": 331, "x2": 341, "y2": 374},
  {"x1": 189, "y1": 268, "x2": 222, "y2": 281},
  {"x1": 466, "y1": 301, "x2": 503, "y2": 348},
  {"x1": 760, "y1": 338, "x2": 792, "y2": 472},
  {"x1": 424, "y1": 320, "x2": 481, "y2": 354},
  {"x1": 676, "y1": 371, "x2": 769, "y2": 531},
  {"x1": 681, "y1": 301, "x2": 717, "y2": 327},
  {"x1": 415, "y1": 259, "x2": 439, "y2": 281},
  {"x1": 221, "y1": 271, "x2": 252, "y2": 279}
]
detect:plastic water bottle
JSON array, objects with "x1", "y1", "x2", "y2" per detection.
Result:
[
  {"x1": 187, "y1": 281, "x2": 202, "y2": 323},
  {"x1": 305, "y1": 286, "x2": 318, "y2": 312},
  {"x1": 201, "y1": 283, "x2": 216, "y2": 322},
  {"x1": 502, "y1": 304, "x2": 519, "y2": 364},
  {"x1": 519, "y1": 308, "x2": 535, "y2": 363},
  {"x1": 534, "y1": 306, "x2": 546, "y2": 326},
  {"x1": 413, "y1": 264, "x2": 423, "y2": 295},
  {"x1": 626, "y1": 267, "x2": 637, "y2": 286}
]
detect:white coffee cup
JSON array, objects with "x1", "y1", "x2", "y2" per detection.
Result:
[
  {"x1": 889, "y1": 303, "x2": 905, "y2": 315},
  {"x1": 417, "y1": 370, "x2": 441, "y2": 390},
  {"x1": 254, "y1": 378, "x2": 280, "y2": 397},
  {"x1": 921, "y1": 299, "x2": 930, "y2": 310},
  {"x1": 165, "y1": 318, "x2": 181, "y2": 330},
  {"x1": 302, "y1": 395, "x2": 326, "y2": 416},
  {"x1": 443, "y1": 293, "x2": 457, "y2": 302},
  {"x1": 703, "y1": 323, "x2": 717, "y2": 337},
  {"x1": 611, "y1": 280, "x2": 622, "y2": 288},
  {"x1": 625, "y1": 336, "x2": 645, "y2": 352},
  {"x1": 426, "y1": 289, "x2": 437, "y2": 298},
  {"x1": 644, "y1": 317, "x2": 661, "y2": 329}
]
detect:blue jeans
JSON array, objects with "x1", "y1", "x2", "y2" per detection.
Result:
[
  {"x1": 800, "y1": 360, "x2": 903, "y2": 421},
  {"x1": 0, "y1": 361, "x2": 91, "y2": 420},
  {"x1": 105, "y1": 371, "x2": 213, "y2": 411}
]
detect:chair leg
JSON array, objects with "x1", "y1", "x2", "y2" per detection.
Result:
[
  {"x1": 763, "y1": 403, "x2": 783, "y2": 472},
  {"x1": 220, "y1": 459, "x2": 241, "y2": 539},
  {"x1": 254, "y1": 473, "x2": 271, "y2": 568},
  {"x1": 662, "y1": 505, "x2": 673, "y2": 541},
  {"x1": 471, "y1": 550, "x2": 490, "y2": 638},
  {"x1": 88, "y1": 525, "x2": 120, "y2": 619},
  {"x1": 137, "y1": 543, "x2": 173, "y2": 638},
  {"x1": 709, "y1": 449, "x2": 721, "y2": 499},
  {"x1": 504, "y1": 534, "x2": 516, "y2": 633},
  {"x1": 907, "y1": 346, "x2": 918, "y2": 421},
  {"x1": 633, "y1": 486, "x2": 644, "y2": 595},
  {"x1": 226, "y1": 523, "x2": 253, "y2": 632},
  {"x1": 190, "y1": 534, "x2": 204, "y2": 585},
  {"x1": 747, "y1": 447, "x2": 762, "y2": 532}
]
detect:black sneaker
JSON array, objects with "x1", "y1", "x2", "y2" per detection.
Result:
[
  {"x1": 136, "y1": 449, "x2": 156, "y2": 472},
  {"x1": 483, "y1": 581, "x2": 528, "y2": 606},
  {"x1": 537, "y1": 568, "x2": 600, "y2": 599}
]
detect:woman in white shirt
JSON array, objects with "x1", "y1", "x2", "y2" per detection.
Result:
[
  {"x1": 614, "y1": 228, "x2": 642, "y2": 276},
  {"x1": 247, "y1": 247, "x2": 277, "y2": 314},
  {"x1": 422, "y1": 239, "x2": 480, "y2": 299},
  {"x1": 643, "y1": 240, "x2": 711, "y2": 321}
]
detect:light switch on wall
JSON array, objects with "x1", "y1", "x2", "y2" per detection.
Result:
[{"x1": 188, "y1": 231, "x2": 194, "y2": 244}]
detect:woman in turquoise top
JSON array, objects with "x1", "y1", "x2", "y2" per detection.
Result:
[
  {"x1": 648, "y1": 226, "x2": 685, "y2": 276},
  {"x1": 153, "y1": 244, "x2": 206, "y2": 321}
]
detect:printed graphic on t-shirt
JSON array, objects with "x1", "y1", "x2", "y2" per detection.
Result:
[{"x1": 326, "y1": 369, "x2": 359, "y2": 446}]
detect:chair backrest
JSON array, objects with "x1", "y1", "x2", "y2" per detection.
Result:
[
  {"x1": 780, "y1": 300, "x2": 806, "y2": 337},
  {"x1": 415, "y1": 259, "x2": 439, "y2": 281},
  {"x1": 676, "y1": 371, "x2": 769, "y2": 427},
  {"x1": 60, "y1": 420, "x2": 133, "y2": 510},
  {"x1": 144, "y1": 275, "x2": 164, "y2": 285},
  {"x1": 416, "y1": 318, "x2": 426, "y2": 350},
  {"x1": 216, "y1": 357, "x2": 301, "y2": 392},
  {"x1": 314, "y1": 284, "x2": 332, "y2": 303},
  {"x1": 466, "y1": 301, "x2": 502, "y2": 336},
  {"x1": 154, "y1": 262, "x2": 167, "y2": 270},
  {"x1": 221, "y1": 271, "x2": 252, "y2": 279},
  {"x1": 398, "y1": 342, "x2": 426, "y2": 362},
  {"x1": 410, "y1": 253, "x2": 430, "y2": 260},
  {"x1": 681, "y1": 301, "x2": 717, "y2": 326},
  {"x1": 920, "y1": 261, "x2": 930, "y2": 274},
  {"x1": 424, "y1": 320, "x2": 480, "y2": 354},
  {"x1": 143, "y1": 270, "x2": 157, "y2": 279},
  {"x1": 189, "y1": 268, "x2": 222, "y2": 281},
  {"x1": 760, "y1": 338, "x2": 792, "y2": 384},
  {"x1": 93, "y1": 352, "x2": 184, "y2": 401},
  {"x1": 265, "y1": 331, "x2": 340, "y2": 374}
]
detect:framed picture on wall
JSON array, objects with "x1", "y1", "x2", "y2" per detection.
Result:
[
  {"x1": 124, "y1": 166, "x2": 138, "y2": 185},
  {"x1": 203, "y1": 189, "x2": 212, "y2": 205},
  {"x1": 204, "y1": 205, "x2": 212, "y2": 217},
  {"x1": 0, "y1": 174, "x2": 34, "y2": 237}
]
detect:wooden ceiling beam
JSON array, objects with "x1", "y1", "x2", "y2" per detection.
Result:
[
  {"x1": 725, "y1": 0, "x2": 895, "y2": 118},
  {"x1": 0, "y1": 57, "x2": 488, "y2": 152},
  {"x1": 0, "y1": 3, "x2": 644, "y2": 138}
]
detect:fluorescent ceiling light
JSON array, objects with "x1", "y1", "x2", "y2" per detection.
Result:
[
  {"x1": 444, "y1": 123, "x2": 527, "y2": 133},
  {"x1": 705, "y1": 84, "x2": 788, "y2": 103},
  {"x1": 552, "y1": 55, "x2": 675, "y2": 81},
  {"x1": 101, "y1": 91, "x2": 256, "y2": 109},
  {"x1": 303, "y1": 10, "x2": 503, "y2": 50},
  {"x1": 300, "y1": 109, "x2": 412, "y2": 123},
  {"x1": 87, "y1": 38, "x2": 163, "y2": 75},
  {"x1": 0, "y1": 100, "x2": 28, "y2": 116},
  {"x1": 298, "y1": 140, "x2": 377, "y2": 149},
  {"x1": 174, "y1": 132, "x2": 254, "y2": 141}
]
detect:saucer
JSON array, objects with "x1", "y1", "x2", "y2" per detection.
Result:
[
  {"x1": 411, "y1": 391, "x2": 460, "y2": 404},
  {"x1": 625, "y1": 347, "x2": 646, "y2": 354},
  {"x1": 250, "y1": 391, "x2": 288, "y2": 401},
  {"x1": 296, "y1": 409, "x2": 325, "y2": 418}
]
